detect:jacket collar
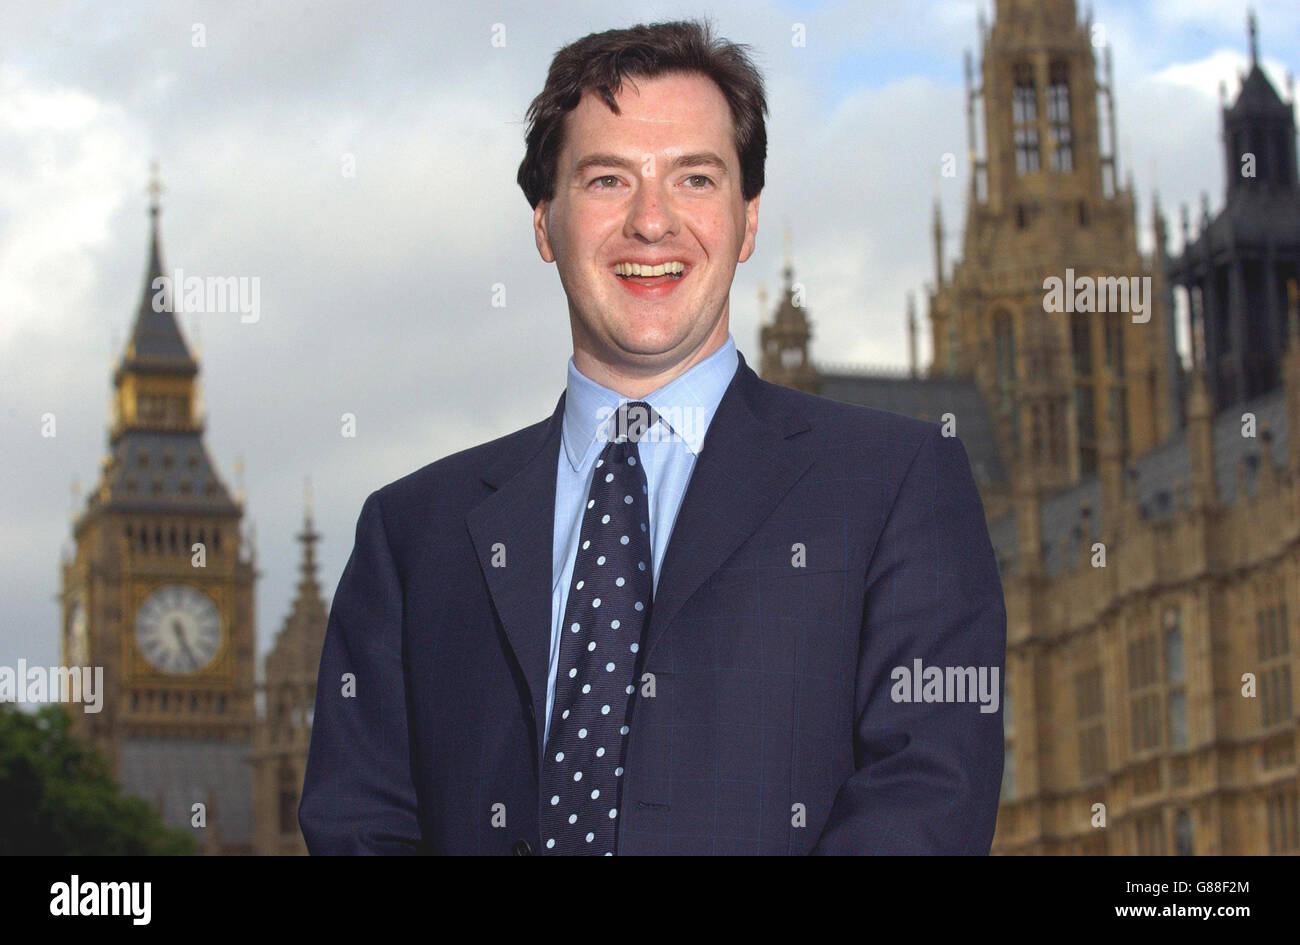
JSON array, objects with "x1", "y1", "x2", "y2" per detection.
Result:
[{"x1": 560, "y1": 334, "x2": 739, "y2": 471}]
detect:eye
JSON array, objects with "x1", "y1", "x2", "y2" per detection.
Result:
[
  {"x1": 590, "y1": 175, "x2": 621, "y2": 189},
  {"x1": 684, "y1": 174, "x2": 714, "y2": 188}
]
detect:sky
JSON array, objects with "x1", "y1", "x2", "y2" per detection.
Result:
[{"x1": 1, "y1": 0, "x2": 1297, "y2": 675}]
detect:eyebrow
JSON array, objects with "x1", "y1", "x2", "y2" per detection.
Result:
[{"x1": 570, "y1": 151, "x2": 730, "y2": 179}]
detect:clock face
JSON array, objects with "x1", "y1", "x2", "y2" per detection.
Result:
[
  {"x1": 135, "y1": 584, "x2": 222, "y2": 674},
  {"x1": 67, "y1": 597, "x2": 88, "y2": 666}
]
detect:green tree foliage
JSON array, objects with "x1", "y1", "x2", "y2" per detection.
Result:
[{"x1": 0, "y1": 704, "x2": 195, "y2": 855}]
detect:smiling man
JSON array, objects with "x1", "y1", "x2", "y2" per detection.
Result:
[
  {"x1": 300, "y1": 18, "x2": 1007, "y2": 856},
  {"x1": 530, "y1": 64, "x2": 755, "y2": 397}
]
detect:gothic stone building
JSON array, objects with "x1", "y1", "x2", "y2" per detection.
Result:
[{"x1": 761, "y1": 1, "x2": 1299, "y2": 855}]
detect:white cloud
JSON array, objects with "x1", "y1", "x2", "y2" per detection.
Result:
[{"x1": 0, "y1": 66, "x2": 140, "y2": 349}]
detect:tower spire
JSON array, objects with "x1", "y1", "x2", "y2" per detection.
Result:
[
  {"x1": 109, "y1": 164, "x2": 201, "y2": 443},
  {"x1": 146, "y1": 160, "x2": 165, "y2": 292},
  {"x1": 781, "y1": 222, "x2": 793, "y2": 286},
  {"x1": 148, "y1": 159, "x2": 164, "y2": 217},
  {"x1": 1247, "y1": 7, "x2": 1259, "y2": 68},
  {"x1": 932, "y1": 200, "x2": 946, "y2": 288},
  {"x1": 906, "y1": 292, "x2": 918, "y2": 378},
  {"x1": 758, "y1": 232, "x2": 817, "y2": 394},
  {"x1": 298, "y1": 476, "x2": 321, "y2": 590},
  {"x1": 117, "y1": 161, "x2": 194, "y2": 370}
]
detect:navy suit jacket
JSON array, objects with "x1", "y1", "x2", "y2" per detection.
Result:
[{"x1": 299, "y1": 349, "x2": 1006, "y2": 854}]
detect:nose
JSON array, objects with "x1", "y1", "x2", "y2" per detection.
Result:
[{"x1": 623, "y1": 172, "x2": 678, "y2": 242}]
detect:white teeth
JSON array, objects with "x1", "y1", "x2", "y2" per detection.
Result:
[{"x1": 613, "y1": 261, "x2": 686, "y2": 277}]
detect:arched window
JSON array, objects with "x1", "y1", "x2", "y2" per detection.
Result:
[
  {"x1": 1071, "y1": 312, "x2": 1092, "y2": 376},
  {"x1": 1175, "y1": 810, "x2": 1194, "y2": 856},
  {"x1": 1104, "y1": 312, "x2": 1125, "y2": 377},
  {"x1": 1074, "y1": 384, "x2": 1097, "y2": 474},
  {"x1": 1076, "y1": 665, "x2": 1107, "y2": 780},
  {"x1": 1257, "y1": 598, "x2": 1292, "y2": 728},
  {"x1": 1048, "y1": 62, "x2": 1072, "y2": 171},
  {"x1": 1109, "y1": 385, "x2": 1130, "y2": 457},
  {"x1": 1128, "y1": 632, "x2": 1161, "y2": 752},
  {"x1": 1012, "y1": 63, "x2": 1040, "y2": 174},
  {"x1": 1165, "y1": 611, "x2": 1185, "y2": 676},
  {"x1": 1165, "y1": 618, "x2": 1187, "y2": 750},
  {"x1": 1048, "y1": 401, "x2": 1067, "y2": 467},
  {"x1": 993, "y1": 311, "x2": 1016, "y2": 406},
  {"x1": 278, "y1": 763, "x2": 299, "y2": 835}
]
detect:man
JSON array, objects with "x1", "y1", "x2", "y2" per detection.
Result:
[{"x1": 300, "y1": 18, "x2": 1005, "y2": 855}]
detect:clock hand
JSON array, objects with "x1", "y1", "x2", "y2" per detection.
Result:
[{"x1": 172, "y1": 620, "x2": 199, "y2": 667}]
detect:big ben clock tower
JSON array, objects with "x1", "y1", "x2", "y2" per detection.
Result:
[{"x1": 60, "y1": 168, "x2": 257, "y2": 854}]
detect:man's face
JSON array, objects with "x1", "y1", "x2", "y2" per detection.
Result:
[{"x1": 533, "y1": 71, "x2": 760, "y2": 377}]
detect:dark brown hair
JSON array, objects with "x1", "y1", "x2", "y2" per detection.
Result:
[{"x1": 517, "y1": 18, "x2": 768, "y2": 209}]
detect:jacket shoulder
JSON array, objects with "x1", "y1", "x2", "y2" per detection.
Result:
[
  {"x1": 750, "y1": 372, "x2": 940, "y2": 445},
  {"x1": 370, "y1": 411, "x2": 555, "y2": 515}
]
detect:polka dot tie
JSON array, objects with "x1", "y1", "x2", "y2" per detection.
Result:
[{"x1": 539, "y1": 400, "x2": 657, "y2": 855}]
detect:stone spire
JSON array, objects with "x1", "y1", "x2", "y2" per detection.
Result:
[
  {"x1": 119, "y1": 161, "x2": 195, "y2": 371},
  {"x1": 1248, "y1": 7, "x2": 1258, "y2": 68},
  {"x1": 758, "y1": 228, "x2": 819, "y2": 394},
  {"x1": 907, "y1": 292, "x2": 918, "y2": 378},
  {"x1": 265, "y1": 480, "x2": 328, "y2": 686}
]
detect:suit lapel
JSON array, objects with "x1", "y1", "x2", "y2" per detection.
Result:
[
  {"x1": 466, "y1": 391, "x2": 565, "y2": 766},
  {"x1": 640, "y1": 350, "x2": 812, "y2": 665},
  {"x1": 465, "y1": 350, "x2": 813, "y2": 767}
]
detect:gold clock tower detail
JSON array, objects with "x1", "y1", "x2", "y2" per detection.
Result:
[{"x1": 60, "y1": 168, "x2": 257, "y2": 854}]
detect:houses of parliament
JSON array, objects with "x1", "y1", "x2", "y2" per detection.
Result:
[{"x1": 60, "y1": 0, "x2": 1298, "y2": 854}]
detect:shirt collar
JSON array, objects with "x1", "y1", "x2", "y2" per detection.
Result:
[{"x1": 562, "y1": 333, "x2": 739, "y2": 472}]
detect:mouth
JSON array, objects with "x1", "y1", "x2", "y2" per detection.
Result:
[{"x1": 611, "y1": 260, "x2": 690, "y2": 298}]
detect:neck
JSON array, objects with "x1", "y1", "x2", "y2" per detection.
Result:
[{"x1": 572, "y1": 318, "x2": 729, "y2": 399}]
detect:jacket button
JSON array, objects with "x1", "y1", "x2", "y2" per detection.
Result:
[{"x1": 512, "y1": 839, "x2": 532, "y2": 856}]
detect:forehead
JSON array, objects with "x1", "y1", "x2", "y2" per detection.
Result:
[{"x1": 560, "y1": 71, "x2": 737, "y2": 163}]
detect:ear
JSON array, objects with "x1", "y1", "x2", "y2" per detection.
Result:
[
  {"x1": 737, "y1": 192, "x2": 761, "y2": 263},
  {"x1": 533, "y1": 201, "x2": 556, "y2": 263}
]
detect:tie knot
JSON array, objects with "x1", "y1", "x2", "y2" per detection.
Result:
[{"x1": 610, "y1": 401, "x2": 658, "y2": 443}]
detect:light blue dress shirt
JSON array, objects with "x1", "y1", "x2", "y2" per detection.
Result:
[{"x1": 545, "y1": 333, "x2": 740, "y2": 746}]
